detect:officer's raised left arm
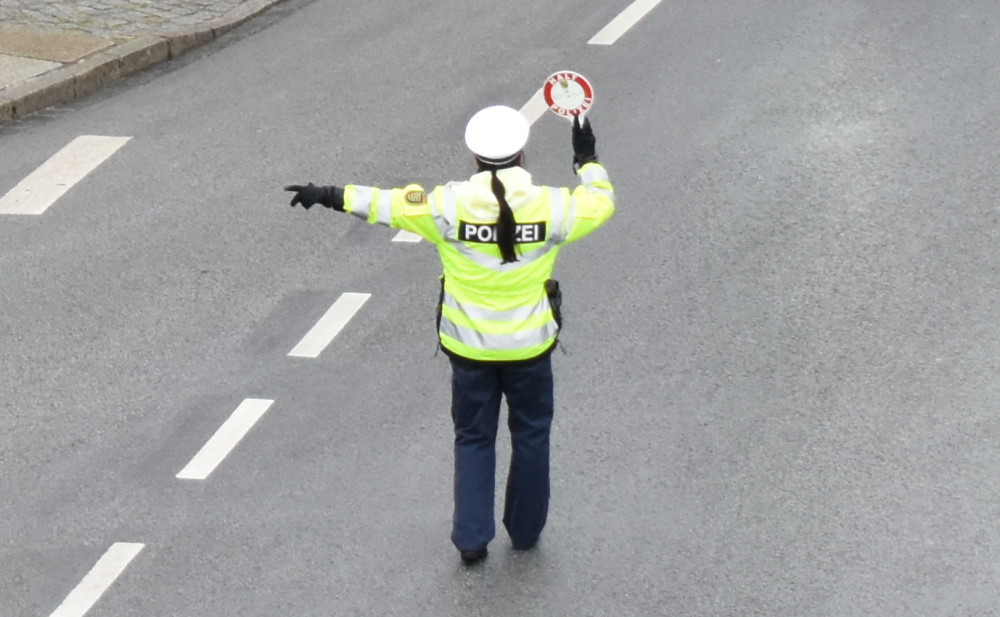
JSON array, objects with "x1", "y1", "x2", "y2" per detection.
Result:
[
  {"x1": 557, "y1": 163, "x2": 615, "y2": 245},
  {"x1": 559, "y1": 116, "x2": 615, "y2": 244}
]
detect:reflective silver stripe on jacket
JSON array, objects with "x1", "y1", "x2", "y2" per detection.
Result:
[
  {"x1": 430, "y1": 185, "x2": 458, "y2": 239},
  {"x1": 349, "y1": 186, "x2": 375, "y2": 220},
  {"x1": 444, "y1": 186, "x2": 568, "y2": 271},
  {"x1": 440, "y1": 316, "x2": 558, "y2": 351},
  {"x1": 579, "y1": 165, "x2": 614, "y2": 201},
  {"x1": 375, "y1": 190, "x2": 393, "y2": 225},
  {"x1": 563, "y1": 189, "x2": 577, "y2": 241},
  {"x1": 443, "y1": 290, "x2": 550, "y2": 323},
  {"x1": 580, "y1": 164, "x2": 609, "y2": 184},
  {"x1": 547, "y1": 187, "x2": 569, "y2": 244}
]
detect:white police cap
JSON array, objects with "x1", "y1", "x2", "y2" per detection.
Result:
[{"x1": 464, "y1": 105, "x2": 530, "y2": 162}]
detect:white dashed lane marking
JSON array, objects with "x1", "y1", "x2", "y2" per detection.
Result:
[
  {"x1": 48, "y1": 542, "x2": 144, "y2": 617},
  {"x1": 391, "y1": 230, "x2": 422, "y2": 242},
  {"x1": 176, "y1": 398, "x2": 274, "y2": 480},
  {"x1": 288, "y1": 292, "x2": 371, "y2": 358},
  {"x1": 519, "y1": 87, "x2": 550, "y2": 126},
  {"x1": 0, "y1": 135, "x2": 131, "y2": 215},
  {"x1": 588, "y1": 0, "x2": 663, "y2": 45}
]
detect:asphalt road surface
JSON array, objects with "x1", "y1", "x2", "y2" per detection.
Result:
[{"x1": 2, "y1": 0, "x2": 999, "y2": 615}]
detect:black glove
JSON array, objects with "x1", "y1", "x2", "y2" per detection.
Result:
[
  {"x1": 572, "y1": 113, "x2": 598, "y2": 170},
  {"x1": 284, "y1": 183, "x2": 345, "y2": 211}
]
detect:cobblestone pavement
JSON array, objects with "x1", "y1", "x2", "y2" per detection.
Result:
[
  {"x1": 0, "y1": 0, "x2": 257, "y2": 39},
  {"x1": 0, "y1": 0, "x2": 287, "y2": 124}
]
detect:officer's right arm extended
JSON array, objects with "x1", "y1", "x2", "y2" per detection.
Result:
[
  {"x1": 340, "y1": 184, "x2": 446, "y2": 244},
  {"x1": 282, "y1": 181, "x2": 445, "y2": 243}
]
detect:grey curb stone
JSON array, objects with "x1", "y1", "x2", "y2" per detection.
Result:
[
  {"x1": 166, "y1": 25, "x2": 215, "y2": 59},
  {"x1": 115, "y1": 36, "x2": 171, "y2": 77},
  {"x1": 72, "y1": 52, "x2": 122, "y2": 100},
  {"x1": 0, "y1": 0, "x2": 286, "y2": 126},
  {"x1": 4, "y1": 67, "x2": 77, "y2": 120},
  {"x1": 71, "y1": 37, "x2": 169, "y2": 99},
  {"x1": 208, "y1": 0, "x2": 278, "y2": 38}
]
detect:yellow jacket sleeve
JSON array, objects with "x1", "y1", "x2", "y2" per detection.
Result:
[
  {"x1": 343, "y1": 183, "x2": 444, "y2": 243},
  {"x1": 563, "y1": 162, "x2": 615, "y2": 244}
]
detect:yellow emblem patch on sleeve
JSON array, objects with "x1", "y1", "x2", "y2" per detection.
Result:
[{"x1": 405, "y1": 191, "x2": 428, "y2": 205}]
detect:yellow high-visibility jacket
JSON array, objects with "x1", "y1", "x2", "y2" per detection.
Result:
[{"x1": 343, "y1": 162, "x2": 615, "y2": 362}]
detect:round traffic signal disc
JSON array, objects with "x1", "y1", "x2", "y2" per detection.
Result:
[{"x1": 543, "y1": 70, "x2": 594, "y2": 118}]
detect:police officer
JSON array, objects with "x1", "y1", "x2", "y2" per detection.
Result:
[{"x1": 284, "y1": 105, "x2": 615, "y2": 563}]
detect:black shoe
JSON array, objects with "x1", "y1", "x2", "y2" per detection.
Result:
[
  {"x1": 459, "y1": 546, "x2": 488, "y2": 563},
  {"x1": 511, "y1": 539, "x2": 538, "y2": 551}
]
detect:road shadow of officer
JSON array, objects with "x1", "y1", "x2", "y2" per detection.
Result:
[{"x1": 284, "y1": 105, "x2": 615, "y2": 564}]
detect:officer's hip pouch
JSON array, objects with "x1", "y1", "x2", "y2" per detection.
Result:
[{"x1": 545, "y1": 279, "x2": 562, "y2": 330}]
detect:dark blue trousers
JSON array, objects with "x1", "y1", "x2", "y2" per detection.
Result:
[{"x1": 449, "y1": 353, "x2": 554, "y2": 551}]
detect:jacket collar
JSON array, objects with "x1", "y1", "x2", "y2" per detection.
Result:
[{"x1": 469, "y1": 166, "x2": 533, "y2": 189}]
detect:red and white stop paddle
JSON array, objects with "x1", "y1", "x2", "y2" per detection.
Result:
[{"x1": 543, "y1": 70, "x2": 594, "y2": 119}]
